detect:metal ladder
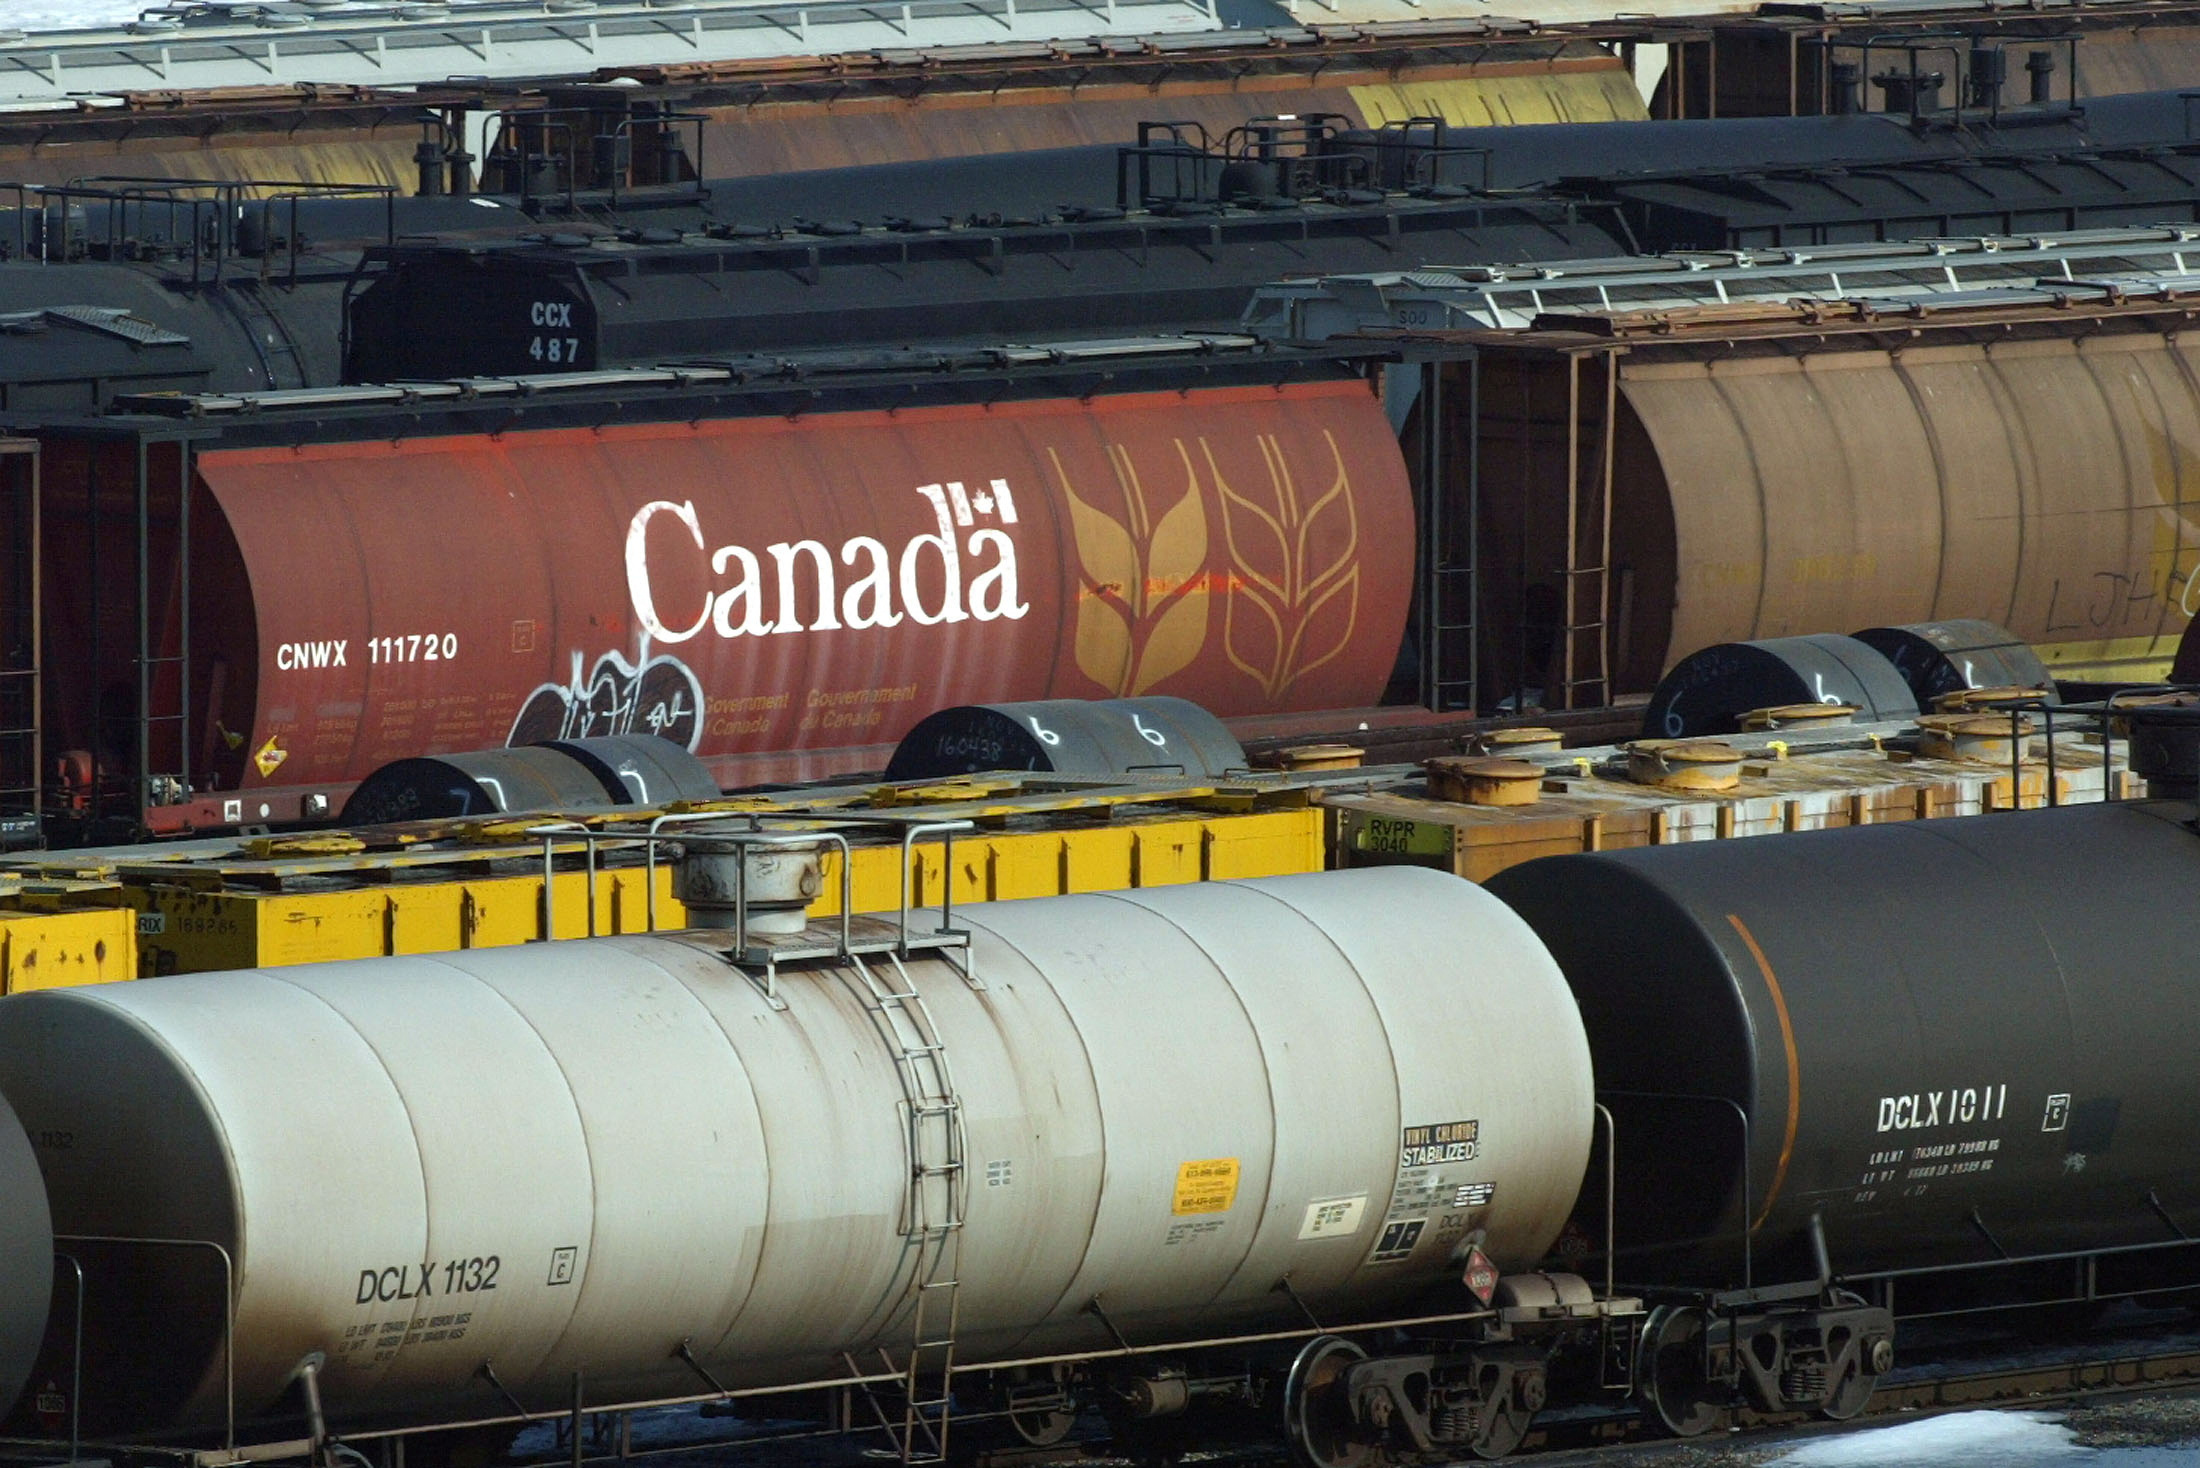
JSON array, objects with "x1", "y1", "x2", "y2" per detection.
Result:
[
  {"x1": 0, "y1": 441, "x2": 38, "y2": 846},
  {"x1": 1416, "y1": 360, "x2": 1481, "y2": 714},
  {"x1": 1556, "y1": 354, "x2": 1615, "y2": 711},
  {"x1": 219, "y1": 280, "x2": 309, "y2": 390},
  {"x1": 848, "y1": 949, "x2": 966, "y2": 1464}
]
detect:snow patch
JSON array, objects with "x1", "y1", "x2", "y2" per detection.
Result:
[{"x1": 1773, "y1": 1411, "x2": 2086, "y2": 1467}]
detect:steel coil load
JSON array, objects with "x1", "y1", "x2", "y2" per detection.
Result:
[
  {"x1": 338, "y1": 746, "x2": 619, "y2": 825},
  {"x1": 535, "y1": 735, "x2": 722, "y2": 806},
  {"x1": 884, "y1": 697, "x2": 1245, "y2": 781},
  {"x1": 1641, "y1": 635, "x2": 1917, "y2": 738},
  {"x1": 1851, "y1": 620, "x2": 2051, "y2": 710}
]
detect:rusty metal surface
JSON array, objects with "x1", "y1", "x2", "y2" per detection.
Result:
[
  {"x1": 190, "y1": 380, "x2": 1412, "y2": 791},
  {"x1": 1615, "y1": 333, "x2": 2200, "y2": 682},
  {"x1": 691, "y1": 63, "x2": 1642, "y2": 176},
  {"x1": 0, "y1": 135, "x2": 419, "y2": 192}
]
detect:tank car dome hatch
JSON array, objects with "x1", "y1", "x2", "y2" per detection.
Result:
[
  {"x1": 1642, "y1": 633, "x2": 1918, "y2": 738},
  {"x1": 0, "y1": 869, "x2": 1592, "y2": 1438},
  {"x1": 0, "y1": 1089, "x2": 52, "y2": 1425},
  {"x1": 885, "y1": 697, "x2": 1246, "y2": 781},
  {"x1": 1485, "y1": 801, "x2": 2200, "y2": 1290},
  {"x1": 1851, "y1": 620, "x2": 2052, "y2": 711},
  {"x1": 534, "y1": 734, "x2": 720, "y2": 806},
  {"x1": 338, "y1": 745, "x2": 619, "y2": 825}
]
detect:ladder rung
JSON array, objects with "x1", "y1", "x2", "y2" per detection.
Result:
[
  {"x1": 919, "y1": 1279, "x2": 961, "y2": 1291},
  {"x1": 899, "y1": 1043, "x2": 947, "y2": 1056},
  {"x1": 911, "y1": 1102, "x2": 958, "y2": 1116}
]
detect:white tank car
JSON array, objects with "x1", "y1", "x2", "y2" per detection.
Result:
[{"x1": 0, "y1": 868, "x2": 1594, "y2": 1437}]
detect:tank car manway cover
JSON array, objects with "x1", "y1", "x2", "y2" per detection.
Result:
[{"x1": 190, "y1": 381, "x2": 1411, "y2": 790}]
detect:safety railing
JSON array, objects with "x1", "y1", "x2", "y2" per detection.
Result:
[{"x1": 3, "y1": 177, "x2": 397, "y2": 287}]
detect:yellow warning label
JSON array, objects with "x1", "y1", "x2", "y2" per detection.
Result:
[
  {"x1": 253, "y1": 736, "x2": 288, "y2": 779},
  {"x1": 1172, "y1": 1158, "x2": 1241, "y2": 1216}
]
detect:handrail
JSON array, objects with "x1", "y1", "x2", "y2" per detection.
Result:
[{"x1": 51, "y1": 1234, "x2": 235, "y2": 1453}]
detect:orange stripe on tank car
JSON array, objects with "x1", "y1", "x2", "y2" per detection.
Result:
[{"x1": 1725, "y1": 912, "x2": 1799, "y2": 1232}]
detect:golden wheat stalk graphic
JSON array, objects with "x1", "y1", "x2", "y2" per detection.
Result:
[
  {"x1": 1208, "y1": 429, "x2": 1362, "y2": 700},
  {"x1": 1050, "y1": 441, "x2": 1212, "y2": 697}
]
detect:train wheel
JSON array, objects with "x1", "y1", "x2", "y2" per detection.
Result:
[
  {"x1": 1469, "y1": 1398, "x2": 1533, "y2": 1460},
  {"x1": 1008, "y1": 1402, "x2": 1077, "y2": 1447},
  {"x1": 1819, "y1": 1335, "x2": 1890, "y2": 1422},
  {"x1": 1004, "y1": 1366, "x2": 1078, "y2": 1447},
  {"x1": 1636, "y1": 1307, "x2": 1722, "y2": 1438},
  {"x1": 1284, "y1": 1336, "x2": 1373, "y2": 1468}
]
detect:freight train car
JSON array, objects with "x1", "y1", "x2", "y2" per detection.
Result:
[
  {"x1": 0, "y1": 865, "x2": 1614, "y2": 1463},
  {"x1": 340, "y1": 190, "x2": 1628, "y2": 381},
  {"x1": 1488, "y1": 797, "x2": 2200, "y2": 1435},
  {"x1": 22, "y1": 273, "x2": 2200, "y2": 850},
  {"x1": 1384, "y1": 274, "x2": 2200, "y2": 716},
  {"x1": 6, "y1": 82, "x2": 2198, "y2": 408},
  {"x1": 11, "y1": 341, "x2": 1411, "y2": 842},
  {"x1": 0, "y1": 807, "x2": 2197, "y2": 1466}
]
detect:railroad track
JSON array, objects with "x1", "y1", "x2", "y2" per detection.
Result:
[{"x1": 950, "y1": 1343, "x2": 2200, "y2": 1468}]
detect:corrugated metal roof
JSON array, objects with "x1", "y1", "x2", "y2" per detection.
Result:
[
  {"x1": 1243, "y1": 224, "x2": 2200, "y2": 336},
  {"x1": 0, "y1": 0, "x2": 1222, "y2": 100}
]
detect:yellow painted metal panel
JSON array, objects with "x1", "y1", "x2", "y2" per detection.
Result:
[
  {"x1": 1061, "y1": 828, "x2": 1136, "y2": 894},
  {"x1": 11, "y1": 804, "x2": 1322, "y2": 982},
  {"x1": 257, "y1": 890, "x2": 389, "y2": 967},
  {"x1": 1348, "y1": 72, "x2": 1649, "y2": 129},
  {"x1": 985, "y1": 837, "x2": 1064, "y2": 902},
  {"x1": 136, "y1": 891, "x2": 260, "y2": 975},
  {"x1": 385, "y1": 886, "x2": 464, "y2": 956},
  {"x1": 1134, "y1": 821, "x2": 1207, "y2": 887},
  {"x1": 0, "y1": 909, "x2": 136, "y2": 992},
  {"x1": 1203, "y1": 810, "x2": 1325, "y2": 880}
]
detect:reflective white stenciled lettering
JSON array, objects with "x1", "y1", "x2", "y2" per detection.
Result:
[
  {"x1": 275, "y1": 640, "x2": 349, "y2": 670},
  {"x1": 626, "y1": 482, "x2": 1030, "y2": 645},
  {"x1": 1875, "y1": 1082, "x2": 2009, "y2": 1132}
]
